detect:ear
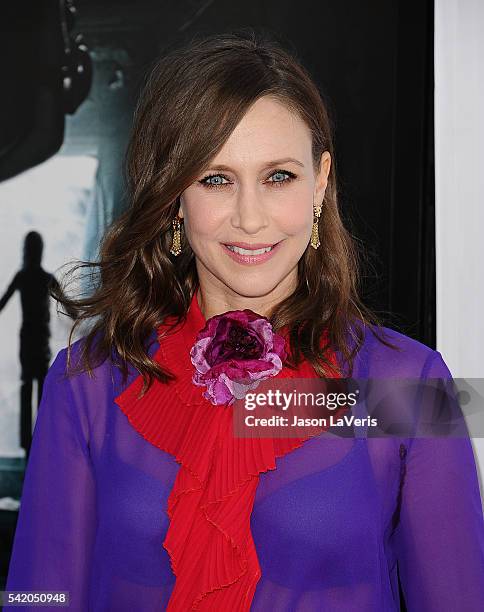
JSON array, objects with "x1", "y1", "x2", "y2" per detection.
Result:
[{"x1": 314, "y1": 151, "x2": 331, "y2": 204}]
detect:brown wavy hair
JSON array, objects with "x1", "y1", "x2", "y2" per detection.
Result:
[{"x1": 52, "y1": 27, "x2": 400, "y2": 395}]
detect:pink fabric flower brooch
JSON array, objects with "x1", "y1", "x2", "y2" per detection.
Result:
[{"x1": 190, "y1": 309, "x2": 287, "y2": 406}]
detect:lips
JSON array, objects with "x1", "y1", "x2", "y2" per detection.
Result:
[
  {"x1": 223, "y1": 241, "x2": 280, "y2": 249},
  {"x1": 221, "y1": 240, "x2": 282, "y2": 265}
]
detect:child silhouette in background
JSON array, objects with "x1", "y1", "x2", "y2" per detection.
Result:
[{"x1": 0, "y1": 231, "x2": 70, "y2": 459}]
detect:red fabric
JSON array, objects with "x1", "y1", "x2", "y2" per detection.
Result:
[{"x1": 114, "y1": 289, "x2": 343, "y2": 610}]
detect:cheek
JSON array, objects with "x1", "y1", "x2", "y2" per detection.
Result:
[
  {"x1": 275, "y1": 198, "x2": 313, "y2": 236},
  {"x1": 182, "y1": 199, "x2": 222, "y2": 239},
  {"x1": 278, "y1": 211, "x2": 311, "y2": 236}
]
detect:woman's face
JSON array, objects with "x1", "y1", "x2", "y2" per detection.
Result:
[{"x1": 179, "y1": 95, "x2": 331, "y2": 311}]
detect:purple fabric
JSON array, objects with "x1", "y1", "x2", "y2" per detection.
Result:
[{"x1": 5, "y1": 324, "x2": 484, "y2": 611}]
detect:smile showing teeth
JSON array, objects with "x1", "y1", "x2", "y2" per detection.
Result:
[{"x1": 226, "y1": 245, "x2": 273, "y2": 255}]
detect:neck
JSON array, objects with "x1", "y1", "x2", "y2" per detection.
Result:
[{"x1": 195, "y1": 277, "x2": 297, "y2": 320}]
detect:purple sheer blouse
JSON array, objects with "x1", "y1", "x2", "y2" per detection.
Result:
[{"x1": 5, "y1": 318, "x2": 484, "y2": 611}]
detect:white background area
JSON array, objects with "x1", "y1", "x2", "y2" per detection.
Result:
[
  {"x1": 435, "y1": 0, "x2": 484, "y2": 493},
  {"x1": 0, "y1": 155, "x2": 97, "y2": 456}
]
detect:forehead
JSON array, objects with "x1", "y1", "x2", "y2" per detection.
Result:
[{"x1": 211, "y1": 96, "x2": 312, "y2": 166}]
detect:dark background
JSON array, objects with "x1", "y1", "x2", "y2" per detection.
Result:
[{"x1": 0, "y1": 1, "x2": 434, "y2": 607}]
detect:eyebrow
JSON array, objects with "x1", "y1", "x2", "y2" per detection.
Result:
[{"x1": 205, "y1": 157, "x2": 305, "y2": 172}]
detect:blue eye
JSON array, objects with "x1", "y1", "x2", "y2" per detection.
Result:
[
  {"x1": 268, "y1": 170, "x2": 295, "y2": 185},
  {"x1": 198, "y1": 169, "x2": 297, "y2": 190},
  {"x1": 201, "y1": 174, "x2": 230, "y2": 188}
]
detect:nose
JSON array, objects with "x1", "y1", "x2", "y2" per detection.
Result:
[{"x1": 231, "y1": 185, "x2": 269, "y2": 235}]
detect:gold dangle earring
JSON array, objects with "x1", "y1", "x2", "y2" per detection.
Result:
[
  {"x1": 169, "y1": 214, "x2": 182, "y2": 256},
  {"x1": 310, "y1": 203, "x2": 322, "y2": 249}
]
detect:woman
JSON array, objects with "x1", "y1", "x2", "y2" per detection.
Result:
[{"x1": 6, "y1": 30, "x2": 484, "y2": 611}]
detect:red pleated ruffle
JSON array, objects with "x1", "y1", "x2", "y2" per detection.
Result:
[{"x1": 114, "y1": 294, "x2": 343, "y2": 610}]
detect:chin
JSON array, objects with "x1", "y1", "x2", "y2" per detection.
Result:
[{"x1": 221, "y1": 278, "x2": 283, "y2": 299}]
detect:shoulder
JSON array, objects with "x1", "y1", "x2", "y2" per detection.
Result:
[
  {"x1": 50, "y1": 333, "x2": 99, "y2": 375},
  {"x1": 49, "y1": 327, "x2": 155, "y2": 392},
  {"x1": 46, "y1": 332, "x2": 114, "y2": 395},
  {"x1": 352, "y1": 322, "x2": 447, "y2": 378}
]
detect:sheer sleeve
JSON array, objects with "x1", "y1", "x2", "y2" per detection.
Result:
[
  {"x1": 393, "y1": 350, "x2": 484, "y2": 611},
  {"x1": 5, "y1": 348, "x2": 97, "y2": 611}
]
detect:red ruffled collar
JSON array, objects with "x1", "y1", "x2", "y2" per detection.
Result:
[{"x1": 114, "y1": 289, "x2": 342, "y2": 610}]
